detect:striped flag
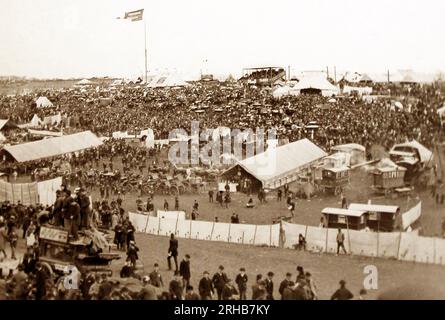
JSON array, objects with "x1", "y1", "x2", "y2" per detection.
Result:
[{"x1": 117, "y1": 9, "x2": 144, "y2": 22}]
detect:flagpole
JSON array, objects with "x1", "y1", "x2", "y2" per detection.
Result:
[{"x1": 144, "y1": 19, "x2": 148, "y2": 83}]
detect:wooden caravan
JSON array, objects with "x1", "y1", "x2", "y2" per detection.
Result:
[
  {"x1": 348, "y1": 203, "x2": 400, "y2": 232},
  {"x1": 321, "y1": 208, "x2": 367, "y2": 231}
]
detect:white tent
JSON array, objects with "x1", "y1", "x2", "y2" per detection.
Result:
[
  {"x1": 147, "y1": 74, "x2": 189, "y2": 88},
  {"x1": 293, "y1": 75, "x2": 339, "y2": 97},
  {"x1": 76, "y1": 79, "x2": 93, "y2": 85},
  {"x1": 35, "y1": 96, "x2": 54, "y2": 108},
  {"x1": 437, "y1": 105, "x2": 445, "y2": 117},
  {"x1": 30, "y1": 114, "x2": 43, "y2": 127},
  {"x1": 272, "y1": 86, "x2": 291, "y2": 98}
]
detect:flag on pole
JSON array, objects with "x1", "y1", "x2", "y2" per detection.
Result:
[{"x1": 117, "y1": 9, "x2": 144, "y2": 21}]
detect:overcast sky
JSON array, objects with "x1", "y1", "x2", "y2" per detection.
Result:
[{"x1": 1, "y1": 0, "x2": 444, "y2": 79}]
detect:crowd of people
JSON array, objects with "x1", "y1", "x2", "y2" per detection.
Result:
[
  {"x1": 0, "y1": 78, "x2": 444, "y2": 300},
  {"x1": 1, "y1": 80, "x2": 444, "y2": 154}
]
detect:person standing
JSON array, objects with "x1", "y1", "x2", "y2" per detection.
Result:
[
  {"x1": 199, "y1": 271, "x2": 214, "y2": 300},
  {"x1": 279, "y1": 273, "x2": 293, "y2": 300},
  {"x1": 212, "y1": 265, "x2": 228, "y2": 300},
  {"x1": 163, "y1": 199, "x2": 169, "y2": 211},
  {"x1": 305, "y1": 272, "x2": 318, "y2": 300},
  {"x1": 341, "y1": 192, "x2": 347, "y2": 209},
  {"x1": 277, "y1": 188, "x2": 282, "y2": 202},
  {"x1": 336, "y1": 228, "x2": 347, "y2": 255},
  {"x1": 235, "y1": 268, "x2": 248, "y2": 300},
  {"x1": 167, "y1": 234, "x2": 179, "y2": 271},
  {"x1": 174, "y1": 196, "x2": 179, "y2": 210},
  {"x1": 169, "y1": 271, "x2": 183, "y2": 300},
  {"x1": 208, "y1": 189, "x2": 214, "y2": 203},
  {"x1": 265, "y1": 271, "x2": 274, "y2": 300},
  {"x1": 331, "y1": 280, "x2": 354, "y2": 300},
  {"x1": 0, "y1": 222, "x2": 7, "y2": 262},
  {"x1": 126, "y1": 240, "x2": 139, "y2": 268},
  {"x1": 149, "y1": 263, "x2": 164, "y2": 288},
  {"x1": 179, "y1": 254, "x2": 191, "y2": 290}
]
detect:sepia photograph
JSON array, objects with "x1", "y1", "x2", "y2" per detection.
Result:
[{"x1": 1, "y1": 0, "x2": 445, "y2": 310}]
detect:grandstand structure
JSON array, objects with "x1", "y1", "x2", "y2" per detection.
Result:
[{"x1": 239, "y1": 66, "x2": 286, "y2": 87}]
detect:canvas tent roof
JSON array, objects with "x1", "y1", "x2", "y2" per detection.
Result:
[
  {"x1": 293, "y1": 75, "x2": 339, "y2": 96},
  {"x1": 2, "y1": 131, "x2": 103, "y2": 162},
  {"x1": 359, "y1": 74, "x2": 373, "y2": 82},
  {"x1": 391, "y1": 140, "x2": 433, "y2": 163},
  {"x1": 76, "y1": 79, "x2": 93, "y2": 85},
  {"x1": 226, "y1": 138, "x2": 327, "y2": 188},
  {"x1": 332, "y1": 143, "x2": 365, "y2": 153},
  {"x1": 35, "y1": 96, "x2": 54, "y2": 108},
  {"x1": 0, "y1": 119, "x2": 18, "y2": 131},
  {"x1": 147, "y1": 74, "x2": 189, "y2": 88}
]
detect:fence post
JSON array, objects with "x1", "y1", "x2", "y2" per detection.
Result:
[
  {"x1": 174, "y1": 213, "x2": 179, "y2": 236},
  {"x1": 228, "y1": 223, "x2": 232, "y2": 243},
  {"x1": 241, "y1": 231, "x2": 245, "y2": 245},
  {"x1": 396, "y1": 231, "x2": 403, "y2": 260},
  {"x1": 253, "y1": 225, "x2": 258, "y2": 245},
  {"x1": 189, "y1": 218, "x2": 192, "y2": 239},
  {"x1": 144, "y1": 214, "x2": 150, "y2": 234},
  {"x1": 433, "y1": 238, "x2": 437, "y2": 265},
  {"x1": 210, "y1": 221, "x2": 216, "y2": 241},
  {"x1": 325, "y1": 227, "x2": 329, "y2": 253},
  {"x1": 157, "y1": 216, "x2": 161, "y2": 235}
]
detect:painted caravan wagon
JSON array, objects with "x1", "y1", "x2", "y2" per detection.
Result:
[
  {"x1": 316, "y1": 166, "x2": 350, "y2": 195},
  {"x1": 348, "y1": 203, "x2": 401, "y2": 232},
  {"x1": 370, "y1": 166, "x2": 407, "y2": 196},
  {"x1": 321, "y1": 208, "x2": 367, "y2": 231}
]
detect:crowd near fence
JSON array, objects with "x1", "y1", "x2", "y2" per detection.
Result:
[{"x1": 129, "y1": 209, "x2": 445, "y2": 266}]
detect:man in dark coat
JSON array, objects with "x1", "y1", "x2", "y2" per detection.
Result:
[
  {"x1": 167, "y1": 233, "x2": 179, "y2": 271},
  {"x1": 149, "y1": 263, "x2": 164, "y2": 288},
  {"x1": 331, "y1": 280, "x2": 354, "y2": 300},
  {"x1": 265, "y1": 271, "x2": 274, "y2": 300},
  {"x1": 198, "y1": 271, "x2": 214, "y2": 300},
  {"x1": 169, "y1": 271, "x2": 183, "y2": 300},
  {"x1": 179, "y1": 254, "x2": 191, "y2": 290},
  {"x1": 235, "y1": 267, "x2": 248, "y2": 300},
  {"x1": 212, "y1": 265, "x2": 228, "y2": 300},
  {"x1": 34, "y1": 263, "x2": 49, "y2": 300},
  {"x1": 221, "y1": 279, "x2": 238, "y2": 300},
  {"x1": 279, "y1": 272, "x2": 293, "y2": 299},
  {"x1": 77, "y1": 188, "x2": 91, "y2": 228}
]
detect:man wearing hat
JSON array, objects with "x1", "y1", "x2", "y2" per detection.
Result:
[
  {"x1": 212, "y1": 265, "x2": 228, "y2": 300},
  {"x1": 265, "y1": 271, "x2": 275, "y2": 300},
  {"x1": 185, "y1": 285, "x2": 200, "y2": 300},
  {"x1": 235, "y1": 267, "x2": 248, "y2": 300},
  {"x1": 76, "y1": 187, "x2": 91, "y2": 229},
  {"x1": 149, "y1": 263, "x2": 164, "y2": 288},
  {"x1": 279, "y1": 272, "x2": 294, "y2": 299},
  {"x1": 199, "y1": 271, "x2": 214, "y2": 300},
  {"x1": 169, "y1": 271, "x2": 183, "y2": 300},
  {"x1": 179, "y1": 254, "x2": 191, "y2": 291},
  {"x1": 331, "y1": 280, "x2": 354, "y2": 300}
]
